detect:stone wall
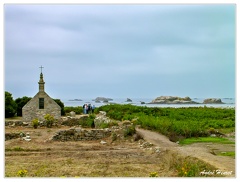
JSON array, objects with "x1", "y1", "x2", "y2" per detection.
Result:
[
  {"x1": 5, "y1": 120, "x2": 24, "y2": 126},
  {"x1": 22, "y1": 91, "x2": 61, "y2": 122},
  {"x1": 5, "y1": 132, "x2": 26, "y2": 141},
  {"x1": 51, "y1": 128, "x2": 111, "y2": 141}
]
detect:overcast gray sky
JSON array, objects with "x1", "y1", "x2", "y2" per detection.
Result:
[{"x1": 4, "y1": 4, "x2": 235, "y2": 100}]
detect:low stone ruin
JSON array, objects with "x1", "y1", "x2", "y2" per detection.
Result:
[
  {"x1": 51, "y1": 127, "x2": 111, "y2": 141},
  {"x1": 5, "y1": 132, "x2": 26, "y2": 141}
]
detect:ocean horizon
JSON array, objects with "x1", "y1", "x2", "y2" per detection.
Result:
[{"x1": 63, "y1": 97, "x2": 235, "y2": 108}]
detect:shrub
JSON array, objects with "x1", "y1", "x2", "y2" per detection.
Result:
[
  {"x1": 80, "y1": 114, "x2": 95, "y2": 128},
  {"x1": 32, "y1": 118, "x2": 39, "y2": 129},
  {"x1": 17, "y1": 169, "x2": 28, "y2": 177},
  {"x1": 44, "y1": 114, "x2": 55, "y2": 128},
  {"x1": 99, "y1": 122, "x2": 109, "y2": 129},
  {"x1": 111, "y1": 132, "x2": 117, "y2": 142},
  {"x1": 124, "y1": 125, "x2": 136, "y2": 137},
  {"x1": 149, "y1": 172, "x2": 158, "y2": 177},
  {"x1": 64, "y1": 106, "x2": 83, "y2": 114}
]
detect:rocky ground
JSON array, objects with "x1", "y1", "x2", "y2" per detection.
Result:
[{"x1": 5, "y1": 116, "x2": 235, "y2": 177}]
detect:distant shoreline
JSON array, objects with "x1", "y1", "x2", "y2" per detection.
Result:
[{"x1": 63, "y1": 99, "x2": 235, "y2": 109}]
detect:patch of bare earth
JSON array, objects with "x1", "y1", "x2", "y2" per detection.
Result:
[
  {"x1": 5, "y1": 125, "x2": 235, "y2": 177},
  {"x1": 5, "y1": 126, "x2": 176, "y2": 177}
]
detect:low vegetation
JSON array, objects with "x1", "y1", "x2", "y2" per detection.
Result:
[
  {"x1": 217, "y1": 151, "x2": 235, "y2": 158},
  {"x1": 64, "y1": 106, "x2": 83, "y2": 115},
  {"x1": 31, "y1": 118, "x2": 39, "y2": 129},
  {"x1": 96, "y1": 104, "x2": 235, "y2": 141},
  {"x1": 179, "y1": 137, "x2": 235, "y2": 145},
  {"x1": 44, "y1": 114, "x2": 55, "y2": 128},
  {"x1": 79, "y1": 114, "x2": 95, "y2": 128}
]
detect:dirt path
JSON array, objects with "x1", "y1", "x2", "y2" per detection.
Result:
[{"x1": 136, "y1": 128, "x2": 235, "y2": 177}]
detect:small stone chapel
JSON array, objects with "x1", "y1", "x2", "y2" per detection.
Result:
[{"x1": 22, "y1": 67, "x2": 61, "y2": 122}]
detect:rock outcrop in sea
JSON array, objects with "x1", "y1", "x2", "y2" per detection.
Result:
[
  {"x1": 149, "y1": 96, "x2": 198, "y2": 104},
  {"x1": 126, "y1": 98, "x2": 132, "y2": 102},
  {"x1": 93, "y1": 97, "x2": 113, "y2": 103},
  {"x1": 203, "y1": 98, "x2": 224, "y2": 104}
]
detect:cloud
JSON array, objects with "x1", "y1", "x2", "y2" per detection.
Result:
[{"x1": 4, "y1": 4, "x2": 235, "y2": 99}]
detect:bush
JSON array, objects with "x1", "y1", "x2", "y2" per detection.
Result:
[
  {"x1": 32, "y1": 118, "x2": 39, "y2": 129},
  {"x1": 98, "y1": 122, "x2": 109, "y2": 129},
  {"x1": 124, "y1": 125, "x2": 136, "y2": 137},
  {"x1": 149, "y1": 172, "x2": 158, "y2": 177},
  {"x1": 17, "y1": 169, "x2": 28, "y2": 177},
  {"x1": 64, "y1": 106, "x2": 83, "y2": 115},
  {"x1": 44, "y1": 114, "x2": 55, "y2": 128},
  {"x1": 111, "y1": 132, "x2": 117, "y2": 142},
  {"x1": 79, "y1": 114, "x2": 95, "y2": 128}
]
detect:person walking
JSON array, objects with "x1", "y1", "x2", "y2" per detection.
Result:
[
  {"x1": 85, "y1": 104, "x2": 88, "y2": 114},
  {"x1": 88, "y1": 104, "x2": 92, "y2": 114},
  {"x1": 92, "y1": 105, "x2": 95, "y2": 113},
  {"x1": 83, "y1": 104, "x2": 86, "y2": 114}
]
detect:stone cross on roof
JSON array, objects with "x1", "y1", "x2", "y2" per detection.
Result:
[{"x1": 39, "y1": 65, "x2": 44, "y2": 73}]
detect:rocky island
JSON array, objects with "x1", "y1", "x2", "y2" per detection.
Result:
[
  {"x1": 149, "y1": 96, "x2": 199, "y2": 104},
  {"x1": 93, "y1": 97, "x2": 113, "y2": 103},
  {"x1": 203, "y1": 98, "x2": 224, "y2": 104},
  {"x1": 125, "y1": 98, "x2": 132, "y2": 102},
  {"x1": 68, "y1": 99, "x2": 82, "y2": 101}
]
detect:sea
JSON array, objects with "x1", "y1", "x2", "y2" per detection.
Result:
[{"x1": 63, "y1": 98, "x2": 235, "y2": 109}]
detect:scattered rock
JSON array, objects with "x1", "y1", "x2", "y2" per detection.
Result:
[
  {"x1": 23, "y1": 122, "x2": 29, "y2": 126},
  {"x1": 23, "y1": 133, "x2": 31, "y2": 141},
  {"x1": 155, "y1": 147, "x2": 161, "y2": 153},
  {"x1": 138, "y1": 139, "x2": 145, "y2": 145},
  {"x1": 100, "y1": 140, "x2": 107, "y2": 145},
  {"x1": 99, "y1": 111, "x2": 107, "y2": 116},
  {"x1": 70, "y1": 111, "x2": 76, "y2": 118},
  {"x1": 140, "y1": 142, "x2": 154, "y2": 148},
  {"x1": 122, "y1": 120, "x2": 132, "y2": 126},
  {"x1": 94, "y1": 111, "x2": 112, "y2": 128}
]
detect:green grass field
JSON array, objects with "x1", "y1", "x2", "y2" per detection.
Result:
[
  {"x1": 96, "y1": 104, "x2": 235, "y2": 140},
  {"x1": 179, "y1": 137, "x2": 235, "y2": 145}
]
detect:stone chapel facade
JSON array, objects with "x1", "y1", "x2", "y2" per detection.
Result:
[{"x1": 22, "y1": 71, "x2": 61, "y2": 122}]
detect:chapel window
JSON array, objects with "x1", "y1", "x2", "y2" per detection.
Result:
[{"x1": 39, "y1": 98, "x2": 44, "y2": 109}]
